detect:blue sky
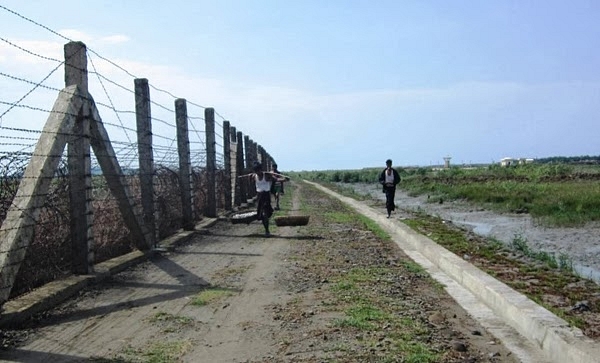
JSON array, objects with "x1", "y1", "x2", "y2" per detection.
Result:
[{"x1": 1, "y1": 0, "x2": 599, "y2": 171}]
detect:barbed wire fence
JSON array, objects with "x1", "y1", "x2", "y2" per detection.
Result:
[{"x1": 0, "y1": 5, "x2": 276, "y2": 306}]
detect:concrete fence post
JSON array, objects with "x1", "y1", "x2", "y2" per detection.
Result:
[
  {"x1": 175, "y1": 99, "x2": 194, "y2": 230},
  {"x1": 64, "y1": 41, "x2": 88, "y2": 91},
  {"x1": 253, "y1": 141, "x2": 259, "y2": 167},
  {"x1": 244, "y1": 135, "x2": 251, "y2": 171},
  {"x1": 257, "y1": 145, "x2": 263, "y2": 166},
  {"x1": 259, "y1": 145, "x2": 267, "y2": 171},
  {"x1": 223, "y1": 121, "x2": 232, "y2": 211},
  {"x1": 205, "y1": 108, "x2": 217, "y2": 218},
  {"x1": 65, "y1": 41, "x2": 94, "y2": 274},
  {"x1": 237, "y1": 131, "x2": 246, "y2": 204},
  {"x1": 230, "y1": 127, "x2": 240, "y2": 207},
  {"x1": 134, "y1": 78, "x2": 156, "y2": 246},
  {"x1": 254, "y1": 141, "x2": 259, "y2": 164},
  {"x1": 244, "y1": 136, "x2": 255, "y2": 199}
]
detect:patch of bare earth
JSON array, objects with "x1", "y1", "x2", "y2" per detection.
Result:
[{"x1": 257, "y1": 182, "x2": 517, "y2": 362}]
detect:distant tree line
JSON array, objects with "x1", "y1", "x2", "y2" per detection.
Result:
[{"x1": 536, "y1": 155, "x2": 600, "y2": 165}]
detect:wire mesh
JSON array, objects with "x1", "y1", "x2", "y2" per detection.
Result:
[{"x1": 0, "y1": 4, "x2": 273, "y2": 301}]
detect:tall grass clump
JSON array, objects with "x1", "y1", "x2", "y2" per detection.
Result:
[
  {"x1": 289, "y1": 168, "x2": 382, "y2": 184},
  {"x1": 400, "y1": 164, "x2": 600, "y2": 227}
]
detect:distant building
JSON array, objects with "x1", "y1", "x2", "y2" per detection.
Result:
[
  {"x1": 518, "y1": 158, "x2": 535, "y2": 165},
  {"x1": 500, "y1": 157, "x2": 534, "y2": 166},
  {"x1": 443, "y1": 156, "x2": 451, "y2": 168},
  {"x1": 500, "y1": 157, "x2": 514, "y2": 167}
]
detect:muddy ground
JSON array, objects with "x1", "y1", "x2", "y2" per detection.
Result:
[
  {"x1": 0, "y1": 181, "x2": 518, "y2": 362},
  {"x1": 347, "y1": 183, "x2": 600, "y2": 284}
]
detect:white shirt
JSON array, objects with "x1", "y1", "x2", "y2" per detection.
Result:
[
  {"x1": 254, "y1": 173, "x2": 272, "y2": 192},
  {"x1": 384, "y1": 169, "x2": 395, "y2": 184}
]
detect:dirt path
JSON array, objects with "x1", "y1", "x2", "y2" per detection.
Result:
[
  {"x1": 2, "y1": 215, "x2": 295, "y2": 362},
  {"x1": 1, "y1": 182, "x2": 519, "y2": 362}
]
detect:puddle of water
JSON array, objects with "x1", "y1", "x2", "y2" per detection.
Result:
[
  {"x1": 573, "y1": 264, "x2": 600, "y2": 285},
  {"x1": 454, "y1": 221, "x2": 494, "y2": 236}
]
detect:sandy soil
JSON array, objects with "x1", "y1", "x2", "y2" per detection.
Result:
[
  {"x1": 349, "y1": 183, "x2": 600, "y2": 284},
  {"x1": 0, "y1": 182, "x2": 518, "y2": 362}
]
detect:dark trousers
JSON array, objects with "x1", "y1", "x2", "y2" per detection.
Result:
[
  {"x1": 256, "y1": 191, "x2": 273, "y2": 226},
  {"x1": 384, "y1": 186, "x2": 396, "y2": 213}
]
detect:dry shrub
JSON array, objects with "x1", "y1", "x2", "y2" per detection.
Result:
[
  {"x1": 0, "y1": 153, "x2": 28, "y2": 224},
  {"x1": 92, "y1": 196, "x2": 134, "y2": 263},
  {"x1": 215, "y1": 169, "x2": 227, "y2": 210},
  {"x1": 192, "y1": 167, "x2": 207, "y2": 219},
  {"x1": 1, "y1": 157, "x2": 226, "y2": 298},
  {"x1": 156, "y1": 166, "x2": 184, "y2": 238},
  {"x1": 11, "y1": 170, "x2": 72, "y2": 299}
]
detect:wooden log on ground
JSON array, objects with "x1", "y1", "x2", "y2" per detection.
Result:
[
  {"x1": 274, "y1": 216, "x2": 310, "y2": 227},
  {"x1": 231, "y1": 212, "x2": 258, "y2": 224}
]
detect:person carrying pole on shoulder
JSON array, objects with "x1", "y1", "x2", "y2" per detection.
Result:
[
  {"x1": 240, "y1": 161, "x2": 274, "y2": 237},
  {"x1": 270, "y1": 163, "x2": 288, "y2": 210}
]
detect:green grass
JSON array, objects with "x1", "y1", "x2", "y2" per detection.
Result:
[
  {"x1": 334, "y1": 305, "x2": 388, "y2": 330},
  {"x1": 120, "y1": 340, "x2": 192, "y2": 363},
  {"x1": 140, "y1": 341, "x2": 192, "y2": 363},
  {"x1": 148, "y1": 312, "x2": 193, "y2": 325},
  {"x1": 295, "y1": 185, "x2": 441, "y2": 361},
  {"x1": 328, "y1": 250, "x2": 441, "y2": 356},
  {"x1": 324, "y1": 211, "x2": 355, "y2": 224},
  {"x1": 331, "y1": 280, "x2": 356, "y2": 292},
  {"x1": 358, "y1": 214, "x2": 390, "y2": 240},
  {"x1": 323, "y1": 208, "x2": 390, "y2": 241},
  {"x1": 293, "y1": 163, "x2": 600, "y2": 227},
  {"x1": 510, "y1": 234, "x2": 574, "y2": 272},
  {"x1": 399, "y1": 342, "x2": 440, "y2": 363},
  {"x1": 277, "y1": 182, "x2": 294, "y2": 210},
  {"x1": 190, "y1": 287, "x2": 235, "y2": 306}
]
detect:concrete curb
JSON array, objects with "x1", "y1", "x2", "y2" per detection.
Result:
[
  {"x1": 0, "y1": 217, "x2": 219, "y2": 328},
  {"x1": 392, "y1": 220, "x2": 599, "y2": 363},
  {"x1": 308, "y1": 181, "x2": 600, "y2": 363}
]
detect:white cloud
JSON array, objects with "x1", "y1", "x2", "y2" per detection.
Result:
[
  {"x1": 2, "y1": 33, "x2": 600, "y2": 170},
  {"x1": 0, "y1": 38, "x2": 63, "y2": 65},
  {"x1": 57, "y1": 29, "x2": 93, "y2": 43},
  {"x1": 100, "y1": 35, "x2": 130, "y2": 44}
]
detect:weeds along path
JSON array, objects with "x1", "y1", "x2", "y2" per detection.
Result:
[{"x1": 2, "y1": 180, "x2": 522, "y2": 362}]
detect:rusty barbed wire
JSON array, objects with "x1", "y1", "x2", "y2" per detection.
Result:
[
  {"x1": 151, "y1": 116, "x2": 177, "y2": 129},
  {"x1": 0, "y1": 61, "x2": 65, "y2": 120},
  {"x1": 0, "y1": 36, "x2": 62, "y2": 63},
  {"x1": 0, "y1": 4, "x2": 241, "y2": 136},
  {"x1": 1, "y1": 3, "x2": 274, "y2": 298},
  {"x1": 0, "y1": 72, "x2": 62, "y2": 93},
  {"x1": 93, "y1": 102, "x2": 136, "y2": 115},
  {"x1": 88, "y1": 53, "x2": 134, "y2": 146},
  {"x1": 0, "y1": 5, "x2": 71, "y2": 42}
]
